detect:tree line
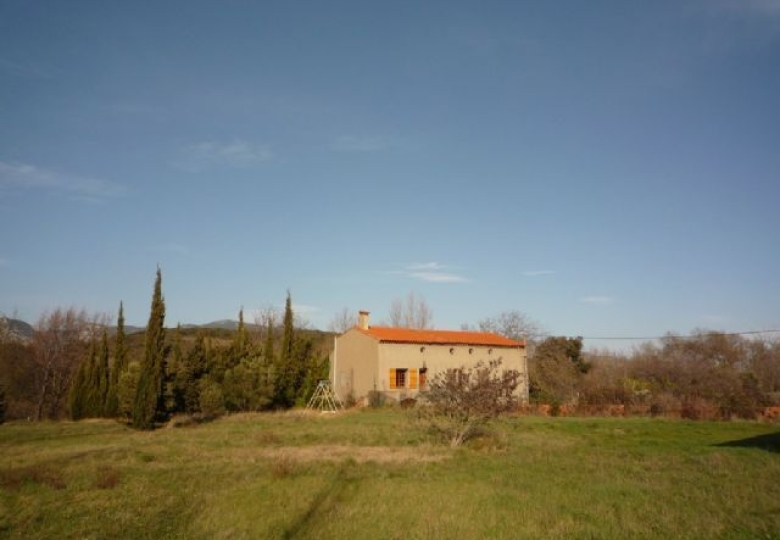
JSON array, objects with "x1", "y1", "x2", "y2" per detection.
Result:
[
  {"x1": 0, "y1": 269, "x2": 328, "y2": 427},
  {"x1": 3, "y1": 292, "x2": 779, "y2": 424},
  {"x1": 457, "y1": 309, "x2": 780, "y2": 419}
]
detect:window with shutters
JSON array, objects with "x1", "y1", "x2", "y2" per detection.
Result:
[
  {"x1": 390, "y1": 368, "x2": 408, "y2": 389},
  {"x1": 419, "y1": 367, "x2": 428, "y2": 389}
]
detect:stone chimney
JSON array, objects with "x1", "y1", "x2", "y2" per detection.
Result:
[{"x1": 358, "y1": 310, "x2": 370, "y2": 330}]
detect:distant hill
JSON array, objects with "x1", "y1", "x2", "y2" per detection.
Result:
[
  {"x1": 0, "y1": 317, "x2": 34, "y2": 343},
  {"x1": 181, "y1": 320, "x2": 263, "y2": 331},
  {"x1": 0, "y1": 316, "x2": 331, "y2": 347}
]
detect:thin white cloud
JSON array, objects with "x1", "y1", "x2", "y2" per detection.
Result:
[
  {"x1": 391, "y1": 262, "x2": 470, "y2": 284},
  {"x1": 0, "y1": 161, "x2": 126, "y2": 202},
  {"x1": 579, "y1": 296, "x2": 615, "y2": 305},
  {"x1": 523, "y1": 270, "x2": 556, "y2": 277},
  {"x1": 292, "y1": 304, "x2": 321, "y2": 314},
  {"x1": 409, "y1": 272, "x2": 469, "y2": 283},
  {"x1": 172, "y1": 140, "x2": 273, "y2": 172}
]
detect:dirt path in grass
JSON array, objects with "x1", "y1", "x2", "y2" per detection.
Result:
[{"x1": 253, "y1": 445, "x2": 449, "y2": 463}]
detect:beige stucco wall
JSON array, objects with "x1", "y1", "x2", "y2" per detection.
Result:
[
  {"x1": 376, "y1": 342, "x2": 528, "y2": 402},
  {"x1": 331, "y1": 329, "x2": 379, "y2": 402},
  {"x1": 332, "y1": 329, "x2": 528, "y2": 404}
]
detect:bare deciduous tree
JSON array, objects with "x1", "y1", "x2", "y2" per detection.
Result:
[
  {"x1": 328, "y1": 307, "x2": 356, "y2": 333},
  {"x1": 32, "y1": 308, "x2": 106, "y2": 420},
  {"x1": 472, "y1": 310, "x2": 546, "y2": 354},
  {"x1": 253, "y1": 306, "x2": 280, "y2": 339},
  {"x1": 388, "y1": 292, "x2": 433, "y2": 329}
]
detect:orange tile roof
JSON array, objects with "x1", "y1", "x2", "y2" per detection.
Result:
[{"x1": 357, "y1": 326, "x2": 524, "y2": 347}]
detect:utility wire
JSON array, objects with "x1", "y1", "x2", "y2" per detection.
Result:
[{"x1": 581, "y1": 329, "x2": 780, "y2": 341}]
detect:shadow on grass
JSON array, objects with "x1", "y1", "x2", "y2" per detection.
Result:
[
  {"x1": 281, "y1": 465, "x2": 357, "y2": 540},
  {"x1": 716, "y1": 432, "x2": 780, "y2": 453}
]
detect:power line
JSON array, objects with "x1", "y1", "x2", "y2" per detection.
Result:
[{"x1": 581, "y1": 329, "x2": 780, "y2": 341}]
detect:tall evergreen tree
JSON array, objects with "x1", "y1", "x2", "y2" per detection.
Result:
[
  {"x1": 69, "y1": 342, "x2": 93, "y2": 420},
  {"x1": 105, "y1": 302, "x2": 127, "y2": 417},
  {"x1": 264, "y1": 318, "x2": 275, "y2": 363},
  {"x1": 235, "y1": 308, "x2": 250, "y2": 358},
  {"x1": 68, "y1": 344, "x2": 92, "y2": 420},
  {"x1": 264, "y1": 318, "x2": 276, "y2": 403},
  {"x1": 165, "y1": 324, "x2": 183, "y2": 413},
  {"x1": 180, "y1": 331, "x2": 207, "y2": 413},
  {"x1": 96, "y1": 330, "x2": 110, "y2": 417},
  {"x1": 274, "y1": 292, "x2": 298, "y2": 407},
  {"x1": 132, "y1": 268, "x2": 167, "y2": 429}
]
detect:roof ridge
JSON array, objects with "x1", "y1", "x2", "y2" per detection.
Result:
[{"x1": 355, "y1": 325, "x2": 524, "y2": 347}]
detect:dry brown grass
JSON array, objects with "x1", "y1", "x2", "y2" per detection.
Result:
[
  {"x1": 0, "y1": 464, "x2": 66, "y2": 491},
  {"x1": 94, "y1": 466, "x2": 122, "y2": 489},
  {"x1": 255, "y1": 444, "x2": 448, "y2": 464}
]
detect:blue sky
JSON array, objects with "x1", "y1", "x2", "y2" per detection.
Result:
[{"x1": 1, "y1": 1, "x2": 778, "y2": 349}]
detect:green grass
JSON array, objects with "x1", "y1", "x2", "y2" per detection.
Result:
[{"x1": 1, "y1": 411, "x2": 779, "y2": 539}]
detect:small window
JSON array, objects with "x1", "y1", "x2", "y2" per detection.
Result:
[
  {"x1": 488, "y1": 348, "x2": 493, "y2": 355},
  {"x1": 420, "y1": 346, "x2": 426, "y2": 353},
  {"x1": 395, "y1": 368, "x2": 408, "y2": 388},
  {"x1": 468, "y1": 348, "x2": 473, "y2": 354},
  {"x1": 449, "y1": 347, "x2": 455, "y2": 355}
]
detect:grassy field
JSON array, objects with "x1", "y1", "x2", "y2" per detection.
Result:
[{"x1": 1, "y1": 411, "x2": 779, "y2": 540}]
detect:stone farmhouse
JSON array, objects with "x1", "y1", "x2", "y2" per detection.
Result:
[{"x1": 331, "y1": 311, "x2": 529, "y2": 404}]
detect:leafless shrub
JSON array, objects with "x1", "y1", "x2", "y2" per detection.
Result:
[{"x1": 416, "y1": 359, "x2": 520, "y2": 447}]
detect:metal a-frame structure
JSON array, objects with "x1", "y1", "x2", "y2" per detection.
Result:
[{"x1": 306, "y1": 380, "x2": 343, "y2": 413}]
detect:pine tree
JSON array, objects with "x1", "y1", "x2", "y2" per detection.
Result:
[
  {"x1": 132, "y1": 268, "x2": 167, "y2": 429},
  {"x1": 105, "y1": 302, "x2": 127, "y2": 417}
]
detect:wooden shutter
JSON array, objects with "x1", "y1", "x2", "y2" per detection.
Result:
[
  {"x1": 409, "y1": 368, "x2": 418, "y2": 389},
  {"x1": 389, "y1": 368, "x2": 396, "y2": 389}
]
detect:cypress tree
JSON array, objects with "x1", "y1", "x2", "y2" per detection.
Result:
[
  {"x1": 235, "y1": 308, "x2": 249, "y2": 358},
  {"x1": 69, "y1": 344, "x2": 92, "y2": 420},
  {"x1": 106, "y1": 302, "x2": 127, "y2": 417},
  {"x1": 83, "y1": 336, "x2": 104, "y2": 417},
  {"x1": 132, "y1": 268, "x2": 167, "y2": 429},
  {"x1": 181, "y1": 331, "x2": 206, "y2": 413},
  {"x1": 264, "y1": 318, "x2": 275, "y2": 363},
  {"x1": 68, "y1": 351, "x2": 91, "y2": 420},
  {"x1": 274, "y1": 292, "x2": 297, "y2": 407},
  {"x1": 96, "y1": 330, "x2": 110, "y2": 416},
  {"x1": 166, "y1": 324, "x2": 183, "y2": 413}
]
